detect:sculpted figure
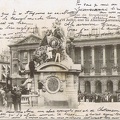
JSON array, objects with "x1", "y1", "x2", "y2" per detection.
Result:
[{"x1": 33, "y1": 20, "x2": 73, "y2": 65}]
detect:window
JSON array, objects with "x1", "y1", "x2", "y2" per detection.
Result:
[
  {"x1": 13, "y1": 52, "x2": 18, "y2": 58},
  {"x1": 21, "y1": 51, "x2": 28, "y2": 64}
]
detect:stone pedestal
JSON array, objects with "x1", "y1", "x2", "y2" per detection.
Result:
[
  {"x1": 38, "y1": 96, "x2": 44, "y2": 107},
  {"x1": 35, "y1": 62, "x2": 81, "y2": 108},
  {"x1": 66, "y1": 74, "x2": 78, "y2": 108}
]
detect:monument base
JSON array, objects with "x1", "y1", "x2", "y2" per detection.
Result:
[{"x1": 34, "y1": 62, "x2": 80, "y2": 108}]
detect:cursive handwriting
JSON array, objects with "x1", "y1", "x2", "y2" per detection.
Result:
[
  {"x1": 97, "y1": 106, "x2": 119, "y2": 112},
  {"x1": 0, "y1": 2, "x2": 119, "y2": 44}
]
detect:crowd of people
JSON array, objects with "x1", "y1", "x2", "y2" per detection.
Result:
[
  {"x1": 0, "y1": 86, "x2": 21, "y2": 111},
  {"x1": 78, "y1": 91, "x2": 118, "y2": 104}
]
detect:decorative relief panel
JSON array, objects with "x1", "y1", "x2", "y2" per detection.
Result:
[{"x1": 45, "y1": 76, "x2": 61, "y2": 94}]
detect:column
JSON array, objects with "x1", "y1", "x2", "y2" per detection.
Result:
[
  {"x1": 78, "y1": 79, "x2": 80, "y2": 92},
  {"x1": 28, "y1": 50, "x2": 30, "y2": 63},
  {"x1": 91, "y1": 46, "x2": 95, "y2": 66},
  {"x1": 91, "y1": 80, "x2": 95, "y2": 93},
  {"x1": 10, "y1": 49, "x2": 12, "y2": 75},
  {"x1": 114, "y1": 45, "x2": 117, "y2": 66},
  {"x1": 80, "y1": 47, "x2": 84, "y2": 75},
  {"x1": 90, "y1": 46, "x2": 95, "y2": 75},
  {"x1": 81, "y1": 47, "x2": 84, "y2": 66},
  {"x1": 112, "y1": 45, "x2": 118, "y2": 75},
  {"x1": 103, "y1": 45, "x2": 106, "y2": 66},
  {"x1": 101, "y1": 45, "x2": 106, "y2": 75},
  {"x1": 102, "y1": 80, "x2": 107, "y2": 93},
  {"x1": 34, "y1": 74, "x2": 39, "y2": 91},
  {"x1": 70, "y1": 42, "x2": 75, "y2": 63},
  {"x1": 80, "y1": 80, "x2": 85, "y2": 93},
  {"x1": 17, "y1": 50, "x2": 20, "y2": 60},
  {"x1": 113, "y1": 80, "x2": 118, "y2": 92}
]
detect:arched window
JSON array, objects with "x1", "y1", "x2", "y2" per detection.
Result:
[
  {"x1": 85, "y1": 81, "x2": 91, "y2": 93},
  {"x1": 95, "y1": 81, "x2": 102, "y2": 93},
  {"x1": 107, "y1": 81, "x2": 113, "y2": 93}
]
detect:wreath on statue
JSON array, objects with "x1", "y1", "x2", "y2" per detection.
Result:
[
  {"x1": 33, "y1": 36, "x2": 65, "y2": 64},
  {"x1": 49, "y1": 36, "x2": 62, "y2": 49},
  {"x1": 33, "y1": 45, "x2": 48, "y2": 64}
]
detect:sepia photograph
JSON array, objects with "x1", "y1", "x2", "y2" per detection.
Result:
[{"x1": 0, "y1": 0, "x2": 120, "y2": 119}]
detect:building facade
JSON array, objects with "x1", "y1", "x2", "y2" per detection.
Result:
[
  {"x1": 70, "y1": 37, "x2": 120, "y2": 94},
  {"x1": 9, "y1": 34, "x2": 42, "y2": 85},
  {"x1": 9, "y1": 34, "x2": 120, "y2": 95},
  {"x1": 9, "y1": 34, "x2": 80, "y2": 107},
  {"x1": 0, "y1": 51, "x2": 10, "y2": 86}
]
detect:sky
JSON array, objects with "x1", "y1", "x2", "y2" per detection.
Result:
[{"x1": 0, "y1": 0, "x2": 120, "y2": 53}]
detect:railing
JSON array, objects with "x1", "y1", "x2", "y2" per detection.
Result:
[{"x1": 21, "y1": 94, "x2": 39, "y2": 106}]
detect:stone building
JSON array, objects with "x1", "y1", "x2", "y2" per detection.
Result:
[
  {"x1": 9, "y1": 33, "x2": 120, "y2": 95},
  {"x1": 0, "y1": 51, "x2": 10, "y2": 86},
  {"x1": 9, "y1": 33, "x2": 81, "y2": 108},
  {"x1": 9, "y1": 34, "x2": 42, "y2": 85},
  {"x1": 69, "y1": 37, "x2": 120, "y2": 94}
]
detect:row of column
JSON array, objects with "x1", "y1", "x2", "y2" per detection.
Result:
[
  {"x1": 80, "y1": 45, "x2": 118, "y2": 75},
  {"x1": 80, "y1": 79, "x2": 119, "y2": 93}
]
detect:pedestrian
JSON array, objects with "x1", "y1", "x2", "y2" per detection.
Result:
[
  {"x1": 0, "y1": 88, "x2": 6, "y2": 107},
  {"x1": 5, "y1": 90, "x2": 13, "y2": 111},
  {"x1": 16, "y1": 89, "x2": 22, "y2": 111},
  {"x1": 38, "y1": 81, "x2": 44, "y2": 97},
  {"x1": 11, "y1": 88, "x2": 17, "y2": 111}
]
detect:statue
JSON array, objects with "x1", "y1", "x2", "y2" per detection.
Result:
[
  {"x1": 46, "y1": 45, "x2": 53, "y2": 61},
  {"x1": 33, "y1": 20, "x2": 73, "y2": 65}
]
